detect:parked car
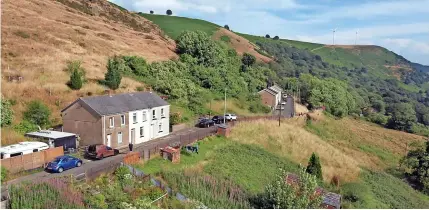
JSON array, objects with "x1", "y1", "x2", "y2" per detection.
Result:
[
  {"x1": 85, "y1": 144, "x2": 119, "y2": 160},
  {"x1": 225, "y1": 113, "x2": 237, "y2": 121},
  {"x1": 46, "y1": 155, "x2": 82, "y2": 173},
  {"x1": 197, "y1": 119, "x2": 215, "y2": 128},
  {"x1": 212, "y1": 115, "x2": 226, "y2": 124}
]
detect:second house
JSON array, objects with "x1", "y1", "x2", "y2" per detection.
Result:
[{"x1": 61, "y1": 92, "x2": 170, "y2": 149}]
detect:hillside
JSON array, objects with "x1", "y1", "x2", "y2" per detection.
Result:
[{"x1": 1, "y1": 0, "x2": 176, "y2": 121}]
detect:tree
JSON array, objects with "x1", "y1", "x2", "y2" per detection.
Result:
[
  {"x1": 224, "y1": 25, "x2": 230, "y2": 30},
  {"x1": 273, "y1": 36, "x2": 279, "y2": 40},
  {"x1": 166, "y1": 9, "x2": 172, "y2": 15},
  {"x1": 306, "y1": 153, "x2": 323, "y2": 180},
  {"x1": 23, "y1": 100, "x2": 51, "y2": 127},
  {"x1": 150, "y1": 10, "x2": 154, "y2": 14},
  {"x1": 104, "y1": 56, "x2": 123, "y2": 90},
  {"x1": 122, "y1": 56, "x2": 148, "y2": 76},
  {"x1": 1, "y1": 98, "x2": 13, "y2": 127},
  {"x1": 257, "y1": 167, "x2": 322, "y2": 208},
  {"x1": 69, "y1": 68, "x2": 83, "y2": 90},
  {"x1": 241, "y1": 53, "x2": 256, "y2": 67},
  {"x1": 401, "y1": 141, "x2": 429, "y2": 195},
  {"x1": 265, "y1": 34, "x2": 271, "y2": 38},
  {"x1": 387, "y1": 103, "x2": 417, "y2": 131}
]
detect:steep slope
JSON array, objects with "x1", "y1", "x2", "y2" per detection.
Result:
[{"x1": 1, "y1": 0, "x2": 177, "y2": 123}]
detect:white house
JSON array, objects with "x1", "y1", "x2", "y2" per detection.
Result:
[{"x1": 128, "y1": 104, "x2": 170, "y2": 144}]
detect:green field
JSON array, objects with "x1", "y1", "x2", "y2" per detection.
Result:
[{"x1": 138, "y1": 13, "x2": 220, "y2": 39}]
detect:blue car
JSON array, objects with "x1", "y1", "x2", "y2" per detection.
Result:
[{"x1": 46, "y1": 155, "x2": 83, "y2": 173}]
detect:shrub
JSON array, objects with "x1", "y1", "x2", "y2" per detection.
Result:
[
  {"x1": 241, "y1": 53, "x2": 256, "y2": 67},
  {"x1": 220, "y1": 35, "x2": 230, "y2": 43},
  {"x1": 84, "y1": 193, "x2": 108, "y2": 209},
  {"x1": 67, "y1": 60, "x2": 86, "y2": 90},
  {"x1": 265, "y1": 34, "x2": 270, "y2": 38},
  {"x1": 150, "y1": 10, "x2": 154, "y2": 14},
  {"x1": 273, "y1": 36, "x2": 279, "y2": 40},
  {"x1": 104, "y1": 56, "x2": 123, "y2": 90},
  {"x1": 23, "y1": 100, "x2": 51, "y2": 128},
  {"x1": 136, "y1": 86, "x2": 145, "y2": 91},
  {"x1": 1, "y1": 166, "x2": 8, "y2": 183},
  {"x1": 166, "y1": 9, "x2": 172, "y2": 15},
  {"x1": 170, "y1": 112, "x2": 182, "y2": 125},
  {"x1": 14, "y1": 120, "x2": 38, "y2": 134},
  {"x1": 69, "y1": 69, "x2": 83, "y2": 90},
  {"x1": 257, "y1": 167, "x2": 322, "y2": 208},
  {"x1": 122, "y1": 55, "x2": 148, "y2": 76},
  {"x1": 224, "y1": 24, "x2": 230, "y2": 30},
  {"x1": 306, "y1": 152, "x2": 323, "y2": 180},
  {"x1": 1, "y1": 98, "x2": 14, "y2": 127}
]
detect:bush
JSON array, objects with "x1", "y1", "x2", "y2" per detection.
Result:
[
  {"x1": 367, "y1": 113, "x2": 389, "y2": 125},
  {"x1": 69, "y1": 68, "x2": 83, "y2": 90},
  {"x1": 273, "y1": 36, "x2": 279, "y2": 40},
  {"x1": 241, "y1": 53, "x2": 256, "y2": 67},
  {"x1": 14, "y1": 120, "x2": 38, "y2": 134},
  {"x1": 170, "y1": 112, "x2": 182, "y2": 125},
  {"x1": 166, "y1": 9, "x2": 172, "y2": 15},
  {"x1": 1, "y1": 98, "x2": 14, "y2": 127},
  {"x1": 150, "y1": 10, "x2": 154, "y2": 14},
  {"x1": 23, "y1": 100, "x2": 51, "y2": 128},
  {"x1": 224, "y1": 24, "x2": 230, "y2": 30},
  {"x1": 265, "y1": 34, "x2": 270, "y2": 38},
  {"x1": 1, "y1": 166, "x2": 8, "y2": 183}
]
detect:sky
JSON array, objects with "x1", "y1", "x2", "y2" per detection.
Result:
[{"x1": 110, "y1": 0, "x2": 429, "y2": 65}]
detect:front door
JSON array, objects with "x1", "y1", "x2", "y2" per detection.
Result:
[
  {"x1": 131, "y1": 128, "x2": 135, "y2": 144},
  {"x1": 106, "y1": 134, "x2": 111, "y2": 147}
]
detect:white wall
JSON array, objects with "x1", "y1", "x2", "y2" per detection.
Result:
[{"x1": 128, "y1": 105, "x2": 170, "y2": 144}]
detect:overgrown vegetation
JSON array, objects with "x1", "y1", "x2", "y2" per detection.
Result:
[
  {"x1": 400, "y1": 141, "x2": 429, "y2": 195},
  {"x1": 23, "y1": 100, "x2": 51, "y2": 128},
  {"x1": 306, "y1": 152, "x2": 323, "y2": 180},
  {"x1": 67, "y1": 60, "x2": 86, "y2": 90},
  {"x1": 104, "y1": 56, "x2": 123, "y2": 90},
  {"x1": 1, "y1": 98, "x2": 14, "y2": 127}
]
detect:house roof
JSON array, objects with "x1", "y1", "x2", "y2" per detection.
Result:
[
  {"x1": 259, "y1": 88, "x2": 277, "y2": 96},
  {"x1": 25, "y1": 130, "x2": 77, "y2": 139},
  {"x1": 268, "y1": 85, "x2": 283, "y2": 94},
  {"x1": 62, "y1": 92, "x2": 169, "y2": 116}
]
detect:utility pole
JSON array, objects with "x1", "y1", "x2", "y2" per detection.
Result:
[
  {"x1": 278, "y1": 98, "x2": 281, "y2": 127},
  {"x1": 223, "y1": 88, "x2": 226, "y2": 125},
  {"x1": 355, "y1": 31, "x2": 358, "y2": 45}
]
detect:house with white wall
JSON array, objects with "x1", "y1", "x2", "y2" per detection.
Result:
[{"x1": 61, "y1": 91, "x2": 170, "y2": 149}]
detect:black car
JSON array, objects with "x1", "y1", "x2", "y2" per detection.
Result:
[
  {"x1": 212, "y1": 116, "x2": 226, "y2": 124},
  {"x1": 197, "y1": 119, "x2": 215, "y2": 128}
]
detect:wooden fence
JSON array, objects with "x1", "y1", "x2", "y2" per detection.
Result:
[{"x1": 0, "y1": 147, "x2": 64, "y2": 173}]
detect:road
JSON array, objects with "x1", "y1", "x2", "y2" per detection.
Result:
[{"x1": 272, "y1": 96, "x2": 295, "y2": 118}]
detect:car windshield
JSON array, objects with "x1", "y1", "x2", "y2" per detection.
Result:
[{"x1": 88, "y1": 145, "x2": 96, "y2": 152}]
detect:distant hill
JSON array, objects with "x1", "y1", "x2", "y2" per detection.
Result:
[{"x1": 411, "y1": 62, "x2": 429, "y2": 73}]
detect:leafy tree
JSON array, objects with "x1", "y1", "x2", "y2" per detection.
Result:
[
  {"x1": 1, "y1": 98, "x2": 13, "y2": 127},
  {"x1": 265, "y1": 34, "x2": 270, "y2": 38},
  {"x1": 401, "y1": 141, "x2": 429, "y2": 195},
  {"x1": 13, "y1": 120, "x2": 38, "y2": 134},
  {"x1": 241, "y1": 53, "x2": 256, "y2": 67},
  {"x1": 166, "y1": 9, "x2": 172, "y2": 15},
  {"x1": 66, "y1": 60, "x2": 86, "y2": 90},
  {"x1": 23, "y1": 101, "x2": 51, "y2": 128},
  {"x1": 104, "y1": 56, "x2": 123, "y2": 90},
  {"x1": 150, "y1": 10, "x2": 154, "y2": 14},
  {"x1": 306, "y1": 153, "x2": 323, "y2": 180},
  {"x1": 387, "y1": 103, "x2": 417, "y2": 131},
  {"x1": 257, "y1": 167, "x2": 322, "y2": 208},
  {"x1": 224, "y1": 25, "x2": 230, "y2": 30},
  {"x1": 273, "y1": 36, "x2": 279, "y2": 40},
  {"x1": 122, "y1": 56, "x2": 148, "y2": 76}
]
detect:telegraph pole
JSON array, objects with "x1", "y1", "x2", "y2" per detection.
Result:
[
  {"x1": 223, "y1": 88, "x2": 226, "y2": 124},
  {"x1": 278, "y1": 98, "x2": 281, "y2": 127}
]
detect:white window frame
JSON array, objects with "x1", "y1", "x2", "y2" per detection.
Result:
[
  {"x1": 109, "y1": 117, "x2": 114, "y2": 128},
  {"x1": 121, "y1": 115, "x2": 125, "y2": 126},
  {"x1": 118, "y1": 132, "x2": 123, "y2": 144},
  {"x1": 152, "y1": 109, "x2": 156, "y2": 120},
  {"x1": 161, "y1": 108, "x2": 165, "y2": 118},
  {"x1": 133, "y1": 113, "x2": 137, "y2": 124},
  {"x1": 142, "y1": 111, "x2": 147, "y2": 122},
  {"x1": 159, "y1": 123, "x2": 162, "y2": 133},
  {"x1": 140, "y1": 126, "x2": 144, "y2": 137}
]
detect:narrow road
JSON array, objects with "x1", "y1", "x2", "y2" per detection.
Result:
[{"x1": 272, "y1": 96, "x2": 295, "y2": 118}]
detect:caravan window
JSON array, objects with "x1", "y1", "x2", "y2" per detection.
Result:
[
  {"x1": 10, "y1": 152, "x2": 22, "y2": 158},
  {"x1": 33, "y1": 149, "x2": 38, "y2": 152}
]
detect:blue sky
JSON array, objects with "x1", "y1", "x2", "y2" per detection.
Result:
[{"x1": 110, "y1": 0, "x2": 429, "y2": 65}]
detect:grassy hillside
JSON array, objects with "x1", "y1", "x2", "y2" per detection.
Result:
[{"x1": 138, "y1": 13, "x2": 220, "y2": 40}]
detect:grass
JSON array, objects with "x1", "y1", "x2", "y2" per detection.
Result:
[
  {"x1": 138, "y1": 13, "x2": 220, "y2": 40},
  {"x1": 206, "y1": 98, "x2": 267, "y2": 117},
  {"x1": 341, "y1": 170, "x2": 429, "y2": 208},
  {"x1": 229, "y1": 119, "x2": 360, "y2": 182},
  {"x1": 220, "y1": 35, "x2": 231, "y2": 43}
]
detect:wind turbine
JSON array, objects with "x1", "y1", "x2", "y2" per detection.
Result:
[
  {"x1": 355, "y1": 30, "x2": 359, "y2": 45},
  {"x1": 332, "y1": 28, "x2": 337, "y2": 45}
]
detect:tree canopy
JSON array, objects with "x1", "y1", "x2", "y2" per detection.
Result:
[
  {"x1": 23, "y1": 100, "x2": 51, "y2": 128},
  {"x1": 104, "y1": 56, "x2": 123, "y2": 90}
]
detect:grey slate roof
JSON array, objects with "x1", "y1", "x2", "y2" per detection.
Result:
[
  {"x1": 64, "y1": 92, "x2": 169, "y2": 116},
  {"x1": 259, "y1": 88, "x2": 277, "y2": 96}
]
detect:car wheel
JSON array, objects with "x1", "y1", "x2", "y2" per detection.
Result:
[
  {"x1": 206, "y1": 124, "x2": 209, "y2": 128},
  {"x1": 58, "y1": 167, "x2": 64, "y2": 173},
  {"x1": 99, "y1": 154, "x2": 104, "y2": 160},
  {"x1": 76, "y1": 161, "x2": 82, "y2": 167}
]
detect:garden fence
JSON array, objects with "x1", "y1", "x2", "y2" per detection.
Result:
[{"x1": 0, "y1": 147, "x2": 64, "y2": 173}]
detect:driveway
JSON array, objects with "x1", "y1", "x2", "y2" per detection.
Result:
[{"x1": 272, "y1": 96, "x2": 295, "y2": 118}]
